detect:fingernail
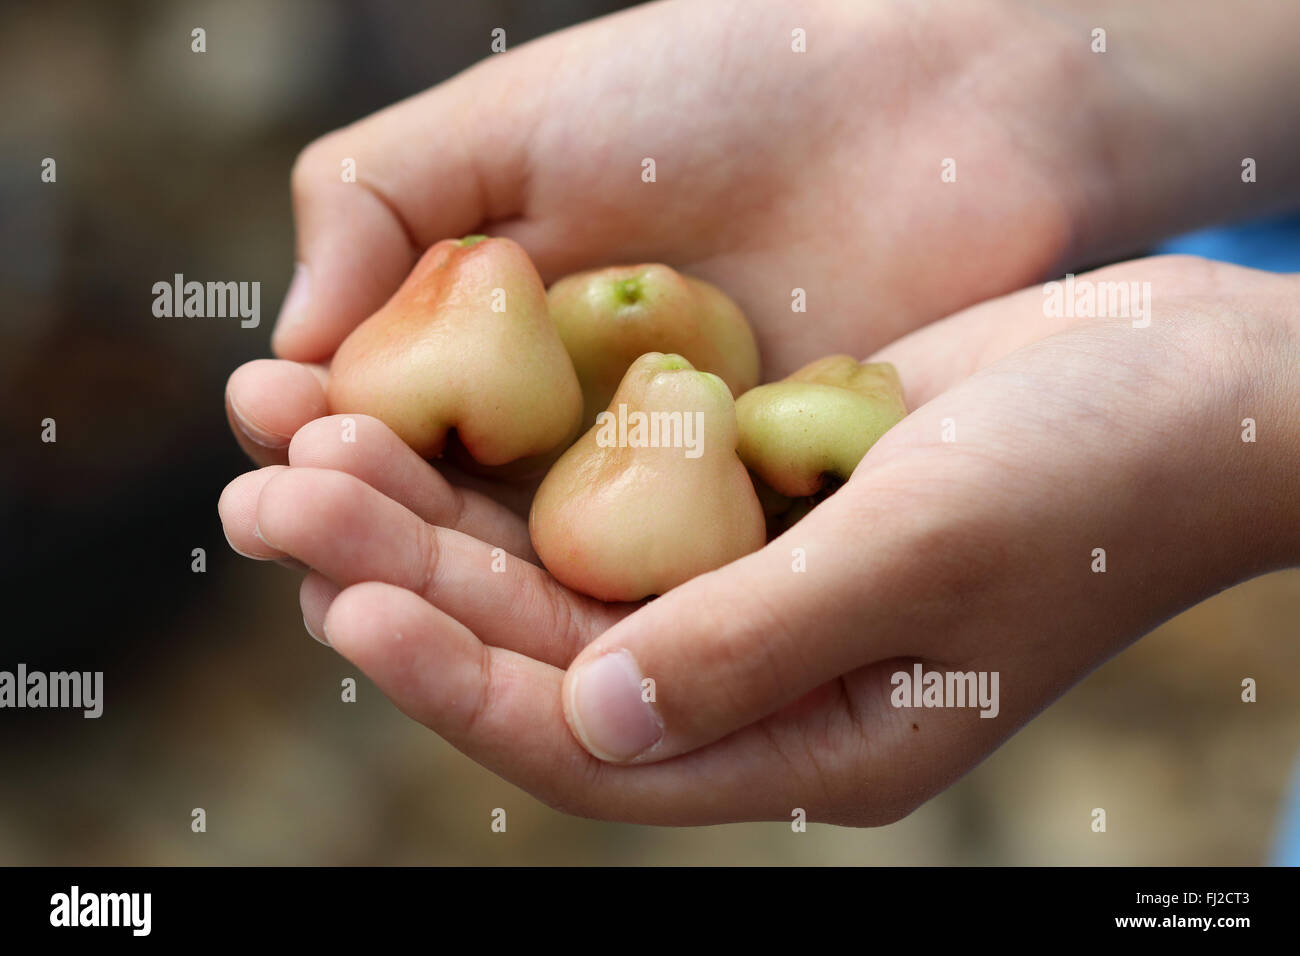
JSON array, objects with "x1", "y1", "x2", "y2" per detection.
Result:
[
  {"x1": 227, "y1": 393, "x2": 289, "y2": 450},
  {"x1": 272, "y1": 263, "x2": 310, "y2": 343},
  {"x1": 304, "y1": 615, "x2": 330, "y2": 646},
  {"x1": 223, "y1": 525, "x2": 272, "y2": 560},
  {"x1": 567, "y1": 650, "x2": 663, "y2": 762}
]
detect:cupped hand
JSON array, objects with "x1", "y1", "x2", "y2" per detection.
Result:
[
  {"x1": 220, "y1": 256, "x2": 1300, "y2": 825},
  {"x1": 228, "y1": 0, "x2": 1155, "y2": 468}
]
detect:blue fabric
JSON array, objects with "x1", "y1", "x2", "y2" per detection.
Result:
[
  {"x1": 1155, "y1": 211, "x2": 1300, "y2": 864},
  {"x1": 1275, "y1": 762, "x2": 1300, "y2": 866},
  {"x1": 1153, "y1": 211, "x2": 1300, "y2": 272}
]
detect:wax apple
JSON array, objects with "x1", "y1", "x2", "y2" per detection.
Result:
[
  {"x1": 736, "y1": 355, "x2": 907, "y2": 498},
  {"x1": 327, "y1": 235, "x2": 583, "y2": 468},
  {"x1": 530, "y1": 352, "x2": 765, "y2": 601},
  {"x1": 547, "y1": 264, "x2": 760, "y2": 427}
]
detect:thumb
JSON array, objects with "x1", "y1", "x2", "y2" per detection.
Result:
[
  {"x1": 270, "y1": 61, "x2": 540, "y2": 363},
  {"x1": 561, "y1": 489, "x2": 914, "y2": 764}
]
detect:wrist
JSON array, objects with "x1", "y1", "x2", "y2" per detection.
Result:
[
  {"x1": 1263, "y1": 278, "x2": 1300, "y2": 566},
  {"x1": 1205, "y1": 271, "x2": 1300, "y2": 572},
  {"x1": 1023, "y1": 0, "x2": 1300, "y2": 266}
]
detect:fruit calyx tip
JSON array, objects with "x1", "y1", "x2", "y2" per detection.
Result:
[{"x1": 613, "y1": 276, "x2": 644, "y2": 305}]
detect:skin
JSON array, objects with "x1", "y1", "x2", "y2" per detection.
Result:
[
  {"x1": 228, "y1": 0, "x2": 1300, "y2": 471},
  {"x1": 326, "y1": 235, "x2": 582, "y2": 467},
  {"x1": 548, "y1": 265, "x2": 761, "y2": 428},
  {"x1": 219, "y1": 0, "x2": 1300, "y2": 824},
  {"x1": 529, "y1": 353, "x2": 766, "y2": 601},
  {"x1": 225, "y1": 256, "x2": 1300, "y2": 823},
  {"x1": 736, "y1": 357, "x2": 907, "y2": 498}
]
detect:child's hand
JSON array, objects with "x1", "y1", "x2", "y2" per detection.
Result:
[
  {"x1": 220, "y1": 256, "x2": 1300, "y2": 824},
  {"x1": 228, "y1": 0, "x2": 1259, "y2": 469}
]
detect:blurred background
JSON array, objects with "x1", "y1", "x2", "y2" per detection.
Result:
[{"x1": 1, "y1": 0, "x2": 1297, "y2": 865}]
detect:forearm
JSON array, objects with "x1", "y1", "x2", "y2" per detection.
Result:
[
  {"x1": 1249, "y1": 276, "x2": 1300, "y2": 570},
  {"x1": 1127, "y1": 270, "x2": 1300, "y2": 580},
  {"x1": 1031, "y1": 0, "x2": 1300, "y2": 263}
]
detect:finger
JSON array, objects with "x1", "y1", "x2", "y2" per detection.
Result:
[
  {"x1": 324, "y1": 582, "x2": 880, "y2": 824},
  {"x1": 288, "y1": 414, "x2": 534, "y2": 561},
  {"x1": 426, "y1": 459, "x2": 540, "y2": 520},
  {"x1": 218, "y1": 466, "x2": 288, "y2": 560},
  {"x1": 566, "y1": 264, "x2": 1191, "y2": 765},
  {"x1": 226, "y1": 359, "x2": 538, "y2": 518},
  {"x1": 271, "y1": 58, "x2": 545, "y2": 362},
  {"x1": 256, "y1": 468, "x2": 624, "y2": 666},
  {"x1": 300, "y1": 571, "x2": 340, "y2": 646},
  {"x1": 225, "y1": 359, "x2": 329, "y2": 466},
  {"x1": 560, "y1": 490, "x2": 915, "y2": 764}
]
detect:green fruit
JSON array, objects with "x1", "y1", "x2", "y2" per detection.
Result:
[
  {"x1": 736, "y1": 355, "x2": 906, "y2": 498},
  {"x1": 547, "y1": 264, "x2": 761, "y2": 429}
]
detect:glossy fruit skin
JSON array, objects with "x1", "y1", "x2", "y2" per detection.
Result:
[
  {"x1": 547, "y1": 264, "x2": 761, "y2": 428},
  {"x1": 327, "y1": 236, "x2": 583, "y2": 468},
  {"x1": 736, "y1": 356, "x2": 907, "y2": 498},
  {"x1": 529, "y1": 352, "x2": 766, "y2": 602}
]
